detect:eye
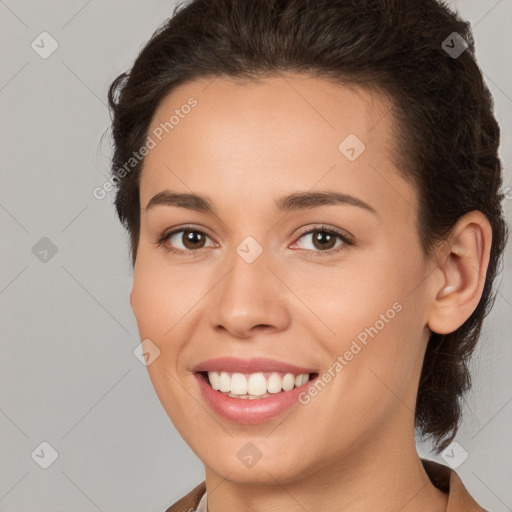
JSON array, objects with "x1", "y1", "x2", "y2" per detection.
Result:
[
  {"x1": 290, "y1": 225, "x2": 353, "y2": 255},
  {"x1": 156, "y1": 224, "x2": 353, "y2": 257},
  {"x1": 158, "y1": 226, "x2": 217, "y2": 255}
]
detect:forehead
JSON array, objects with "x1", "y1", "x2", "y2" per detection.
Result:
[{"x1": 140, "y1": 74, "x2": 414, "y2": 217}]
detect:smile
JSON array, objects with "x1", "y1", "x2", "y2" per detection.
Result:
[
  {"x1": 192, "y1": 357, "x2": 319, "y2": 423},
  {"x1": 205, "y1": 371, "x2": 312, "y2": 399}
]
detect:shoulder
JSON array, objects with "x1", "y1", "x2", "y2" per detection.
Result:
[
  {"x1": 421, "y1": 459, "x2": 489, "y2": 512},
  {"x1": 163, "y1": 481, "x2": 206, "y2": 512},
  {"x1": 163, "y1": 464, "x2": 490, "y2": 512}
]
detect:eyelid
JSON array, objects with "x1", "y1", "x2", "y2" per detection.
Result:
[
  {"x1": 160, "y1": 223, "x2": 215, "y2": 241},
  {"x1": 293, "y1": 224, "x2": 354, "y2": 243}
]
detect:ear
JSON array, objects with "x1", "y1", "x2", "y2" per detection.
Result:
[
  {"x1": 129, "y1": 290, "x2": 134, "y2": 309},
  {"x1": 427, "y1": 210, "x2": 492, "y2": 335}
]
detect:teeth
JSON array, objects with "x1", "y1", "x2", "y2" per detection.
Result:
[
  {"x1": 248, "y1": 373, "x2": 267, "y2": 395},
  {"x1": 209, "y1": 371, "x2": 221, "y2": 390},
  {"x1": 267, "y1": 372, "x2": 282, "y2": 394},
  {"x1": 206, "y1": 371, "x2": 311, "y2": 398},
  {"x1": 228, "y1": 392, "x2": 271, "y2": 399},
  {"x1": 219, "y1": 372, "x2": 230, "y2": 392},
  {"x1": 282, "y1": 373, "x2": 295, "y2": 391},
  {"x1": 231, "y1": 373, "x2": 247, "y2": 395}
]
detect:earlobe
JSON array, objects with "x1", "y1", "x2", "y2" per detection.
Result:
[{"x1": 427, "y1": 211, "x2": 492, "y2": 335}]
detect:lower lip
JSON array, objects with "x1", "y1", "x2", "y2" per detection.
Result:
[{"x1": 195, "y1": 373, "x2": 316, "y2": 424}]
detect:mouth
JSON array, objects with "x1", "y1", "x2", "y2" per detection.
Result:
[
  {"x1": 199, "y1": 370, "x2": 317, "y2": 399},
  {"x1": 191, "y1": 357, "x2": 320, "y2": 424}
]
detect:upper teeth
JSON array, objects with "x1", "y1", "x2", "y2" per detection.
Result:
[{"x1": 207, "y1": 371, "x2": 310, "y2": 397}]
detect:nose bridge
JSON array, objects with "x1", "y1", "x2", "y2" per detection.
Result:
[{"x1": 209, "y1": 238, "x2": 290, "y2": 337}]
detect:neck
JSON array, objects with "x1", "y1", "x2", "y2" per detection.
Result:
[{"x1": 204, "y1": 426, "x2": 448, "y2": 512}]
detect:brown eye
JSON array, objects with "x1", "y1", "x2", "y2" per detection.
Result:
[
  {"x1": 290, "y1": 226, "x2": 352, "y2": 255},
  {"x1": 311, "y1": 230, "x2": 337, "y2": 250},
  {"x1": 165, "y1": 229, "x2": 213, "y2": 251},
  {"x1": 181, "y1": 230, "x2": 207, "y2": 249}
]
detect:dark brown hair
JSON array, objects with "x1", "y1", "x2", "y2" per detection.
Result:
[{"x1": 107, "y1": 0, "x2": 508, "y2": 451}]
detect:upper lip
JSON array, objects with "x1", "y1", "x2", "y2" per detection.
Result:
[{"x1": 191, "y1": 357, "x2": 317, "y2": 374}]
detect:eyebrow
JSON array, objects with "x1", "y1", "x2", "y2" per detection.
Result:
[{"x1": 145, "y1": 190, "x2": 377, "y2": 215}]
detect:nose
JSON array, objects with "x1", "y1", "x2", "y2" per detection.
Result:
[{"x1": 208, "y1": 245, "x2": 291, "y2": 339}]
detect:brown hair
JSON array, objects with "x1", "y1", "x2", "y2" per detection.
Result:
[{"x1": 107, "y1": 0, "x2": 508, "y2": 451}]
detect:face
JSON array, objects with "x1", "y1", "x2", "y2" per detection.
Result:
[{"x1": 131, "y1": 74, "x2": 433, "y2": 484}]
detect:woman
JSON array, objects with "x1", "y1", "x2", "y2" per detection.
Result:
[{"x1": 107, "y1": 0, "x2": 508, "y2": 510}]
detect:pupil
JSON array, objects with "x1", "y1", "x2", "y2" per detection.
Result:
[
  {"x1": 313, "y1": 231, "x2": 335, "y2": 250},
  {"x1": 184, "y1": 230, "x2": 204, "y2": 249}
]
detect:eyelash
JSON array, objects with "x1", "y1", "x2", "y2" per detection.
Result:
[{"x1": 156, "y1": 224, "x2": 354, "y2": 258}]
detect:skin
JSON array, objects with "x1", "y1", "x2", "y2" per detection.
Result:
[{"x1": 130, "y1": 74, "x2": 492, "y2": 511}]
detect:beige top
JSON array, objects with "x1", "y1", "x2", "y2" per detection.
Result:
[{"x1": 164, "y1": 459, "x2": 488, "y2": 512}]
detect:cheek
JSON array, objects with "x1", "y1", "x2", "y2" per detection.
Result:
[
  {"x1": 131, "y1": 254, "x2": 201, "y2": 336},
  {"x1": 130, "y1": 274, "x2": 162, "y2": 339},
  {"x1": 130, "y1": 254, "x2": 216, "y2": 389},
  {"x1": 130, "y1": 259, "x2": 197, "y2": 425},
  {"x1": 286, "y1": 249, "x2": 410, "y2": 340},
  {"x1": 297, "y1": 243, "x2": 427, "y2": 403}
]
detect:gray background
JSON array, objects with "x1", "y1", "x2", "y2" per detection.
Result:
[{"x1": 0, "y1": 1, "x2": 511, "y2": 511}]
